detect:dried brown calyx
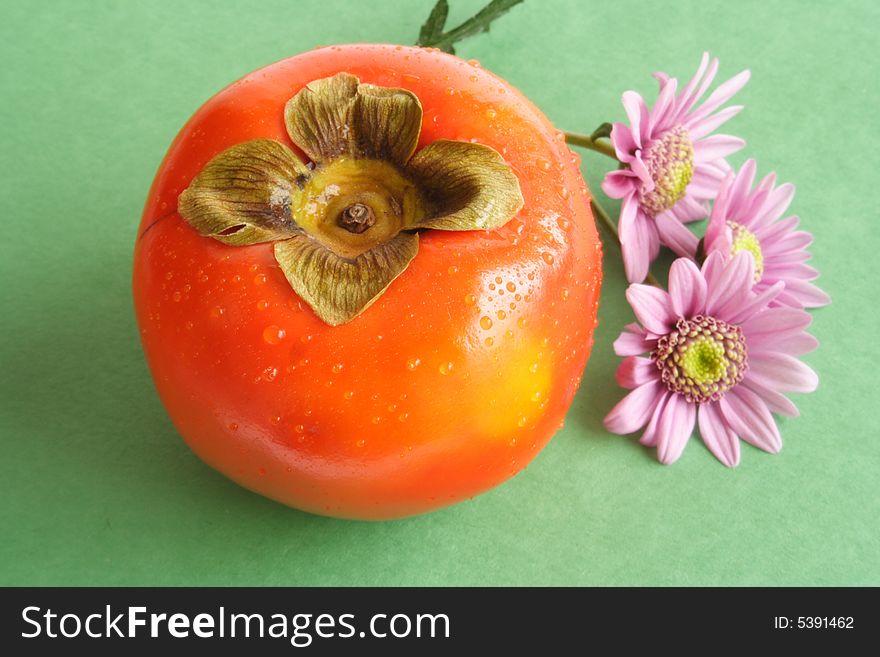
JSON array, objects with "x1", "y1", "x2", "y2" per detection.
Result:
[{"x1": 178, "y1": 73, "x2": 523, "y2": 325}]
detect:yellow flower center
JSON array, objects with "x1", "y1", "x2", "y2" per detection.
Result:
[
  {"x1": 727, "y1": 221, "x2": 764, "y2": 282},
  {"x1": 639, "y1": 125, "x2": 695, "y2": 216},
  {"x1": 653, "y1": 315, "x2": 748, "y2": 403},
  {"x1": 680, "y1": 337, "x2": 728, "y2": 385}
]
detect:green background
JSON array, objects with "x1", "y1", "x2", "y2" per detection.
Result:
[{"x1": 2, "y1": 0, "x2": 877, "y2": 586}]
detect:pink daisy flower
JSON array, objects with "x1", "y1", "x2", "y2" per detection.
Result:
[
  {"x1": 604, "y1": 251, "x2": 819, "y2": 466},
  {"x1": 703, "y1": 160, "x2": 831, "y2": 309},
  {"x1": 602, "y1": 53, "x2": 750, "y2": 284}
]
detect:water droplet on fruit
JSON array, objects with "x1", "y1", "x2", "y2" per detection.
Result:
[
  {"x1": 529, "y1": 362, "x2": 539, "y2": 374},
  {"x1": 480, "y1": 316, "x2": 493, "y2": 330},
  {"x1": 406, "y1": 358, "x2": 421, "y2": 371},
  {"x1": 536, "y1": 157, "x2": 552, "y2": 172},
  {"x1": 464, "y1": 294, "x2": 476, "y2": 305},
  {"x1": 331, "y1": 363, "x2": 344, "y2": 374},
  {"x1": 211, "y1": 306, "x2": 225, "y2": 318},
  {"x1": 439, "y1": 361, "x2": 454, "y2": 375},
  {"x1": 496, "y1": 310, "x2": 507, "y2": 320},
  {"x1": 254, "y1": 273, "x2": 267, "y2": 285},
  {"x1": 542, "y1": 252, "x2": 555, "y2": 265},
  {"x1": 256, "y1": 299, "x2": 269, "y2": 311},
  {"x1": 343, "y1": 390, "x2": 354, "y2": 400},
  {"x1": 517, "y1": 416, "x2": 528, "y2": 427},
  {"x1": 263, "y1": 325, "x2": 285, "y2": 344}
]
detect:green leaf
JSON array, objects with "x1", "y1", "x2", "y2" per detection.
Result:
[
  {"x1": 416, "y1": 0, "x2": 524, "y2": 54},
  {"x1": 417, "y1": 0, "x2": 449, "y2": 45},
  {"x1": 406, "y1": 140, "x2": 523, "y2": 231},
  {"x1": 273, "y1": 232, "x2": 419, "y2": 326},
  {"x1": 590, "y1": 122, "x2": 613, "y2": 141},
  {"x1": 177, "y1": 139, "x2": 307, "y2": 246}
]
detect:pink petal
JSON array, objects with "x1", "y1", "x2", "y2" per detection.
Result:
[
  {"x1": 602, "y1": 169, "x2": 639, "y2": 199},
  {"x1": 656, "y1": 395, "x2": 696, "y2": 464},
  {"x1": 668, "y1": 257, "x2": 707, "y2": 317},
  {"x1": 668, "y1": 195, "x2": 710, "y2": 224},
  {"x1": 705, "y1": 251, "x2": 754, "y2": 318},
  {"x1": 751, "y1": 182, "x2": 796, "y2": 230},
  {"x1": 747, "y1": 352, "x2": 819, "y2": 393},
  {"x1": 703, "y1": 205, "x2": 732, "y2": 255},
  {"x1": 651, "y1": 77, "x2": 678, "y2": 132},
  {"x1": 616, "y1": 357, "x2": 657, "y2": 389},
  {"x1": 719, "y1": 386, "x2": 782, "y2": 454},
  {"x1": 619, "y1": 203, "x2": 657, "y2": 285},
  {"x1": 628, "y1": 153, "x2": 654, "y2": 189},
  {"x1": 694, "y1": 134, "x2": 746, "y2": 163},
  {"x1": 724, "y1": 159, "x2": 758, "y2": 220},
  {"x1": 626, "y1": 283, "x2": 675, "y2": 335},
  {"x1": 686, "y1": 69, "x2": 751, "y2": 126},
  {"x1": 622, "y1": 91, "x2": 648, "y2": 147},
  {"x1": 756, "y1": 214, "x2": 800, "y2": 242},
  {"x1": 653, "y1": 71, "x2": 671, "y2": 87},
  {"x1": 701, "y1": 250, "x2": 727, "y2": 289},
  {"x1": 708, "y1": 170, "x2": 735, "y2": 228},
  {"x1": 698, "y1": 402, "x2": 741, "y2": 467},
  {"x1": 604, "y1": 381, "x2": 664, "y2": 435},
  {"x1": 767, "y1": 332, "x2": 819, "y2": 355},
  {"x1": 780, "y1": 278, "x2": 831, "y2": 308},
  {"x1": 613, "y1": 323, "x2": 652, "y2": 356},
  {"x1": 765, "y1": 229, "x2": 813, "y2": 253},
  {"x1": 740, "y1": 306, "x2": 812, "y2": 345},
  {"x1": 640, "y1": 390, "x2": 670, "y2": 447},
  {"x1": 765, "y1": 262, "x2": 819, "y2": 281},
  {"x1": 688, "y1": 104, "x2": 744, "y2": 141},
  {"x1": 741, "y1": 378, "x2": 799, "y2": 418},
  {"x1": 610, "y1": 122, "x2": 638, "y2": 161},
  {"x1": 676, "y1": 55, "x2": 719, "y2": 122},
  {"x1": 724, "y1": 280, "x2": 785, "y2": 325},
  {"x1": 655, "y1": 212, "x2": 700, "y2": 257},
  {"x1": 688, "y1": 165, "x2": 725, "y2": 197},
  {"x1": 673, "y1": 52, "x2": 708, "y2": 112}
]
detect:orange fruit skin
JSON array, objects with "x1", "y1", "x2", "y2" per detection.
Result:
[{"x1": 133, "y1": 45, "x2": 602, "y2": 519}]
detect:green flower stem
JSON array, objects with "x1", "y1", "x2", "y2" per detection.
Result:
[
  {"x1": 564, "y1": 131, "x2": 618, "y2": 160},
  {"x1": 590, "y1": 198, "x2": 661, "y2": 287}
]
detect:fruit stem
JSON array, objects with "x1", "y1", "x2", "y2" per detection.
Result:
[
  {"x1": 590, "y1": 199, "x2": 661, "y2": 287},
  {"x1": 564, "y1": 132, "x2": 618, "y2": 160}
]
